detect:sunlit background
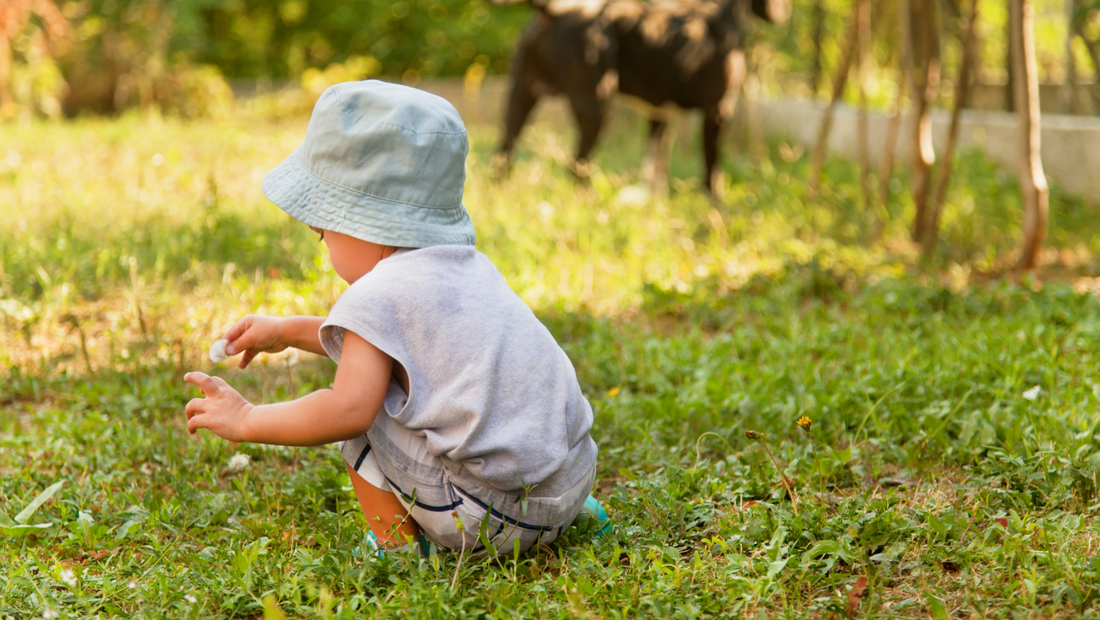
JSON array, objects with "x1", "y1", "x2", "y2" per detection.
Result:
[{"x1": 6, "y1": 1, "x2": 1100, "y2": 617}]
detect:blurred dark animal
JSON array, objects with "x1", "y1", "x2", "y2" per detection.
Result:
[{"x1": 493, "y1": 0, "x2": 789, "y2": 197}]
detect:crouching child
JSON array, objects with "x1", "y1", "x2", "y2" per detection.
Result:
[{"x1": 183, "y1": 81, "x2": 605, "y2": 556}]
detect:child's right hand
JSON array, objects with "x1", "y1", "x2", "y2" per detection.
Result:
[
  {"x1": 184, "y1": 372, "x2": 255, "y2": 441},
  {"x1": 221, "y1": 315, "x2": 287, "y2": 368}
]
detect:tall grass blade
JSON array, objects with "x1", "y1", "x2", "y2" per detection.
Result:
[{"x1": 14, "y1": 480, "x2": 64, "y2": 524}]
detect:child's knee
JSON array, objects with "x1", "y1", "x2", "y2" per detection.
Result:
[{"x1": 340, "y1": 437, "x2": 389, "y2": 491}]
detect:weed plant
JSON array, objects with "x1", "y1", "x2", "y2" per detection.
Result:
[{"x1": 4, "y1": 106, "x2": 1100, "y2": 618}]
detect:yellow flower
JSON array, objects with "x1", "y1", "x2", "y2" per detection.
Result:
[
  {"x1": 796, "y1": 416, "x2": 812, "y2": 432},
  {"x1": 744, "y1": 430, "x2": 764, "y2": 440}
]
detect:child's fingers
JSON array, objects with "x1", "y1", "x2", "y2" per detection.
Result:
[
  {"x1": 223, "y1": 318, "x2": 259, "y2": 356},
  {"x1": 222, "y1": 317, "x2": 250, "y2": 346},
  {"x1": 225, "y1": 337, "x2": 246, "y2": 357},
  {"x1": 187, "y1": 413, "x2": 207, "y2": 435},
  {"x1": 185, "y1": 397, "x2": 208, "y2": 418},
  {"x1": 239, "y1": 350, "x2": 258, "y2": 369},
  {"x1": 184, "y1": 371, "x2": 221, "y2": 396}
]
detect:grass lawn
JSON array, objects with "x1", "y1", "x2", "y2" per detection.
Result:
[{"x1": 5, "y1": 100, "x2": 1100, "y2": 618}]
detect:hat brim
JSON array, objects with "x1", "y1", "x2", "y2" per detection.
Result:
[{"x1": 262, "y1": 150, "x2": 476, "y2": 248}]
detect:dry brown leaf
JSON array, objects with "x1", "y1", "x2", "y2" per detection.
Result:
[{"x1": 846, "y1": 575, "x2": 868, "y2": 618}]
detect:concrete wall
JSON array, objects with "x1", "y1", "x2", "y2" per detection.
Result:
[
  {"x1": 968, "y1": 82, "x2": 1099, "y2": 115},
  {"x1": 746, "y1": 98, "x2": 1100, "y2": 202}
]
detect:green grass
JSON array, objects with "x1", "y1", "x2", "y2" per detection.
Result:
[{"x1": 5, "y1": 103, "x2": 1100, "y2": 618}]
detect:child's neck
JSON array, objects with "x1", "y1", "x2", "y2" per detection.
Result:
[{"x1": 322, "y1": 229, "x2": 398, "y2": 283}]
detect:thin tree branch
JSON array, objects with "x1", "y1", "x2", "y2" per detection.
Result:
[
  {"x1": 875, "y1": 0, "x2": 913, "y2": 236},
  {"x1": 807, "y1": 3, "x2": 861, "y2": 197},
  {"x1": 856, "y1": 0, "x2": 873, "y2": 210},
  {"x1": 921, "y1": 0, "x2": 981, "y2": 257}
]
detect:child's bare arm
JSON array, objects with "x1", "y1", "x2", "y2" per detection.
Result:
[
  {"x1": 222, "y1": 315, "x2": 327, "y2": 368},
  {"x1": 276, "y1": 316, "x2": 329, "y2": 355},
  {"x1": 184, "y1": 331, "x2": 392, "y2": 446}
]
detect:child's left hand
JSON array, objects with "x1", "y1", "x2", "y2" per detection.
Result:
[{"x1": 184, "y1": 372, "x2": 255, "y2": 442}]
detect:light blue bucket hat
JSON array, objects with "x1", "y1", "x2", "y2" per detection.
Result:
[{"x1": 262, "y1": 80, "x2": 476, "y2": 247}]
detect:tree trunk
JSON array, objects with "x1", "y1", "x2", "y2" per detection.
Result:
[
  {"x1": 1005, "y1": 14, "x2": 1016, "y2": 112},
  {"x1": 921, "y1": 0, "x2": 980, "y2": 257},
  {"x1": 877, "y1": 0, "x2": 913, "y2": 220},
  {"x1": 856, "y1": 0, "x2": 872, "y2": 209},
  {"x1": 811, "y1": 0, "x2": 825, "y2": 98},
  {"x1": 1010, "y1": 0, "x2": 1048, "y2": 270},
  {"x1": 909, "y1": 0, "x2": 941, "y2": 243},
  {"x1": 1007, "y1": 0, "x2": 1042, "y2": 270},
  {"x1": 807, "y1": 4, "x2": 861, "y2": 197},
  {"x1": 1064, "y1": 0, "x2": 1078, "y2": 114}
]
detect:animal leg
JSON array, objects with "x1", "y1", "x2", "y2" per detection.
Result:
[
  {"x1": 643, "y1": 119, "x2": 671, "y2": 198},
  {"x1": 566, "y1": 89, "x2": 607, "y2": 182},
  {"x1": 493, "y1": 76, "x2": 541, "y2": 179},
  {"x1": 702, "y1": 113, "x2": 725, "y2": 200}
]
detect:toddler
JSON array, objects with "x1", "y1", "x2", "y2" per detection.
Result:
[{"x1": 183, "y1": 80, "x2": 602, "y2": 555}]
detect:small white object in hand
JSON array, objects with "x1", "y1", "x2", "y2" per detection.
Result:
[
  {"x1": 227, "y1": 453, "x2": 251, "y2": 473},
  {"x1": 1023, "y1": 385, "x2": 1042, "y2": 401},
  {"x1": 209, "y1": 339, "x2": 229, "y2": 363}
]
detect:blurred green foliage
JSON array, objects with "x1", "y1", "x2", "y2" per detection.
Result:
[
  {"x1": 18, "y1": 0, "x2": 529, "y2": 115},
  {"x1": 750, "y1": 0, "x2": 1098, "y2": 104},
  {"x1": 1073, "y1": 0, "x2": 1100, "y2": 77},
  {"x1": 57, "y1": 0, "x2": 528, "y2": 84},
  {"x1": 2, "y1": 0, "x2": 1096, "y2": 117},
  {"x1": 192, "y1": 0, "x2": 527, "y2": 79}
]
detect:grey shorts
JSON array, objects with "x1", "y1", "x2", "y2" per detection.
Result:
[{"x1": 339, "y1": 413, "x2": 595, "y2": 553}]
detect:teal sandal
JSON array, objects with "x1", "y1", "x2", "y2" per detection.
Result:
[
  {"x1": 358, "y1": 530, "x2": 432, "y2": 559},
  {"x1": 572, "y1": 494, "x2": 612, "y2": 537}
]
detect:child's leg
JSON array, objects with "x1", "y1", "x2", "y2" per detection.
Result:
[{"x1": 344, "y1": 461, "x2": 421, "y2": 546}]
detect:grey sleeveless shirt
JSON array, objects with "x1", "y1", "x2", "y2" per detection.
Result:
[{"x1": 319, "y1": 246, "x2": 598, "y2": 495}]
